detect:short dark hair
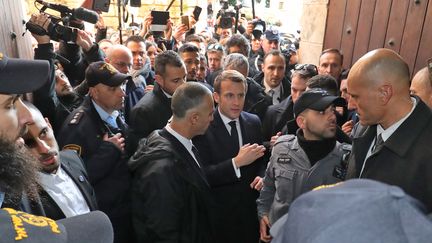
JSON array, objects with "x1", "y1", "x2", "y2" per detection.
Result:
[
  {"x1": 124, "y1": 35, "x2": 146, "y2": 46},
  {"x1": 154, "y1": 50, "x2": 184, "y2": 76},
  {"x1": 340, "y1": 68, "x2": 350, "y2": 80},
  {"x1": 306, "y1": 74, "x2": 338, "y2": 96},
  {"x1": 224, "y1": 34, "x2": 251, "y2": 57},
  {"x1": 320, "y1": 48, "x2": 344, "y2": 65},
  {"x1": 145, "y1": 41, "x2": 158, "y2": 51},
  {"x1": 171, "y1": 82, "x2": 212, "y2": 118},
  {"x1": 213, "y1": 70, "x2": 247, "y2": 94},
  {"x1": 185, "y1": 34, "x2": 204, "y2": 44},
  {"x1": 263, "y1": 50, "x2": 286, "y2": 65},
  {"x1": 178, "y1": 43, "x2": 200, "y2": 55}
]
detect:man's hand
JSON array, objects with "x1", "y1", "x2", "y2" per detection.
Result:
[
  {"x1": 250, "y1": 176, "x2": 263, "y2": 191},
  {"x1": 103, "y1": 133, "x2": 125, "y2": 152},
  {"x1": 270, "y1": 132, "x2": 282, "y2": 148},
  {"x1": 95, "y1": 13, "x2": 106, "y2": 30},
  {"x1": 259, "y1": 215, "x2": 272, "y2": 242},
  {"x1": 234, "y1": 143, "x2": 266, "y2": 168},
  {"x1": 29, "y1": 13, "x2": 51, "y2": 44},
  {"x1": 342, "y1": 120, "x2": 354, "y2": 135},
  {"x1": 76, "y1": 30, "x2": 95, "y2": 52},
  {"x1": 172, "y1": 23, "x2": 189, "y2": 42}
]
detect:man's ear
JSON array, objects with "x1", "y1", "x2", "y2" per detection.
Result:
[
  {"x1": 213, "y1": 92, "x2": 220, "y2": 104},
  {"x1": 379, "y1": 85, "x2": 393, "y2": 104},
  {"x1": 296, "y1": 115, "x2": 306, "y2": 129}
]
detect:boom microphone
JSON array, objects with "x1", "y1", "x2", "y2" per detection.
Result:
[
  {"x1": 36, "y1": 0, "x2": 99, "y2": 24},
  {"x1": 73, "y1": 7, "x2": 99, "y2": 24}
]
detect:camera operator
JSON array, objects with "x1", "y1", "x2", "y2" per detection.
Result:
[{"x1": 29, "y1": 13, "x2": 99, "y2": 134}]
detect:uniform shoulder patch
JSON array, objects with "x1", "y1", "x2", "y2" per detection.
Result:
[
  {"x1": 62, "y1": 144, "x2": 82, "y2": 156},
  {"x1": 69, "y1": 110, "x2": 84, "y2": 125}
]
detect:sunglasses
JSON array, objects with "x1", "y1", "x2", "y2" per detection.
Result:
[
  {"x1": 207, "y1": 43, "x2": 223, "y2": 52},
  {"x1": 294, "y1": 64, "x2": 318, "y2": 76}
]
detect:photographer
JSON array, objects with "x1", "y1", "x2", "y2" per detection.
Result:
[{"x1": 29, "y1": 13, "x2": 98, "y2": 134}]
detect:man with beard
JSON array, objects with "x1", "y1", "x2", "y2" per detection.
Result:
[
  {"x1": 23, "y1": 103, "x2": 98, "y2": 219},
  {"x1": 30, "y1": 13, "x2": 96, "y2": 134},
  {"x1": 178, "y1": 43, "x2": 201, "y2": 81},
  {"x1": 125, "y1": 35, "x2": 154, "y2": 89},
  {"x1": 257, "y1": 89, "x2": 348, "y2": 242},
  {"x1": 0, "y1": 51, "x2": 49, "y2": 213},
  {"x1": 57, "y1": 61, "x2": 134, "y2": 243}
]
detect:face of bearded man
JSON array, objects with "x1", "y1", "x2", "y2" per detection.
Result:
[{"x1": 0, "y1": 137, "x2": 40, "y2": 206}]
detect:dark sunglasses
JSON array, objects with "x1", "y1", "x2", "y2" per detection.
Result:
[
  {"x1": 294, "y1": 63, "x2": 318, "y2": 76},
  {"x1": 207, "y1": 43, "x2": 223, "y2": 52}
]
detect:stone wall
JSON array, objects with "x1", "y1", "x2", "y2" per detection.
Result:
[{"x1": 299, "y1": 0, "x2": 328, "y2": 65}]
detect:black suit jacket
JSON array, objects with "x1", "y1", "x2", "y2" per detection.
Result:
[
  {"x1": 40, "y1": 150, "x2": 98, "y2": 220},
  {"x1": 193, "y1": 110, "x2": 265, "y2": 243},
  {"x1": 347, "y1": 98, "x2": 432, "y2": 212},
  {"x1": 262, "y1": 96, "x2": 294, "y2": 141},
  {"x1": 127, "y1": 83, "x2": 172, "y2": 155}
]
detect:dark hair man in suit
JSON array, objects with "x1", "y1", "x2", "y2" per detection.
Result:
[
  {"x1": 129, "y1": 82, "x2": 215, "y2": 243},
  {"x1": 346, "y1": 48, "x2": 432, "y2": 213},
  {"x1": 318, "y1": 48, "x2": 343, "y2": 82},
  {"x1": 128, "y1": 50, "x2": 187, "y2": 154},
  {"x1": 23, "y1": 103, "x2": 98, "y2": 220},
  {"x1": 194, "y1": 70, "x2": 266, "y2": 243}
]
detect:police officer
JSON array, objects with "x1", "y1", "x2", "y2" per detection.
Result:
[
  {"x1": 257, "y1": 89, "x2": 350, "y2": 242},
  {"x1": 57, "y1": 61, "x2": 133, "y2": 243}
]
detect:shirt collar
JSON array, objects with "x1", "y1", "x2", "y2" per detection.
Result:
[
  {"x1": 218, "y1": 108, "x2": 240, "y2": 125},
  {"x1": 264, "y1": 81, "x2": 282, "y2": 94},
  {"x1": 91, "y1": 100, "x2": 119, "y2": 122},
  {"x1": 165, "y1": 124, "x2": 193, "y2": 151},
  {"x1": 377, "y1": 97, "x2": 417, "y2": 142}
]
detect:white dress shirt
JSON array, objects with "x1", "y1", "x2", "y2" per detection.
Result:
[
  {"x1": 218, "y1": 109, "x2": 242, "y2": 178},
  {"x1": 165, "y1": 124, "x2": 201, "y2": 168},
  {"x1": 38, "y1": 166, "x2": 90, "y2": 217},
  {"x1": 360, "y1": 97, "x2": 417, "y2": 177}
]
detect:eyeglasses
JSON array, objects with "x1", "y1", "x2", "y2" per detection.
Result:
[
  {"x1": 207, "y1": 43, "x2": 223, "y2": 52},
  {"x1": 294, "y1": 64, "x2": 318, "y2": 76}
]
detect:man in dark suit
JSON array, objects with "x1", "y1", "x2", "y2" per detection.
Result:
[
  {"x1": 57, "y1": 61, "x2": 133, "y2": 243},
  {"x1": 23, "y1": 103, "x2": 98, "y2": 220},
  {"x1": 194, "y1": 70, "x2": 266, "y2": 243},
  {"x1": 127, "y1": 50, "x2": 187, "y2": 155},
  {"x1": 346, "y1": 48, "x2": 432, "y2": 212},
  {"x1": 253, "y1": 50, "x2": 291, "y2": 105},
  {"x1": 129, "y1": 82, "x2": 215, "y2": 243}
]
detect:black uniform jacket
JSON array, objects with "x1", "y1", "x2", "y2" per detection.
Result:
[{"x1": 57, "y1": 96, "x2": 133, "y2": 243}]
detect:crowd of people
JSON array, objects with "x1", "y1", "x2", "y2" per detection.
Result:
[{"x1": 1, "y1": 3, "x2": 432, "y2": 243}]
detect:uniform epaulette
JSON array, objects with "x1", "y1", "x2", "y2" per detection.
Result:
[{"x1": 69, "y1": 110, "x2": 84, "y2": 125}]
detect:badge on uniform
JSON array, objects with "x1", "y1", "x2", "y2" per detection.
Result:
[
  {"x1": 69, "y1": 110, "x2": 84, "y2": 125},
  {"x1": 277, "y1": 154, "x2": 291, "y2": 164},
  {"x1": 63, "y1": 144, "x2": 82, "y2": 156}
]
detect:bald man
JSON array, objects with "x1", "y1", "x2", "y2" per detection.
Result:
[
  {"x1": 106, "y1": 44, "x2": 145, "y2": 122},
  {"x1": 346, "y1": 48, "x2": 432, "y2": 212},
  {"x1": 410, "y1": 67, "x2": 432, "y2": 108}
]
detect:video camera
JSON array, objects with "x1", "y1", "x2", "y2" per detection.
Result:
[
  {"x1": 26, "y1": 0, "x2": 99, "y2": 43},
  {"x1": 251, "y1": 19, "x2": 266, "y2": 39},
  {"x1": 217, "y1": 0, "x2": 237, "y2": 29}
]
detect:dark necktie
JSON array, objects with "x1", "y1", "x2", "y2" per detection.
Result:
[
  {"x1": 191, "y1": 145, "x2": 202, "y2": 168},
  {"x1": 229, "y1": 120, "x2": 240, "y2": 151},
  {"x1": 371, "y1": 134, "x2": 384, "y2": 154}
]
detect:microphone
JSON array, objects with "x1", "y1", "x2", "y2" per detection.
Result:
[
  {"x1": 73, "y1": 7, "x2": 99, "y2": 24},
  {"x1": 36, "y1": 0, "x2": 99, "y2": 24}
]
